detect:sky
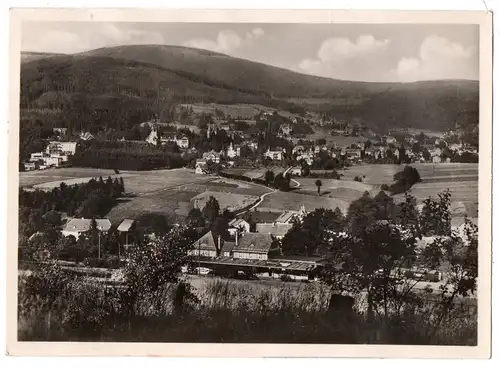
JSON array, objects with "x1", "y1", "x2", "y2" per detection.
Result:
[{"x1": 21, "y1": 22, "x2": 479, "y2": 83}]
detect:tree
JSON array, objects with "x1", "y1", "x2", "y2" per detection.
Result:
[
  {"x1": 123, "y1": 226, "x2": 196, "y2": 313},
  {"x1": 419, "y1": 190, "x2": 452, "y2": 236},
  {"x1": 282, "y1": 208, "x2": 346, "y2": 256},
  {"x1": 315, "y1": 179, "x2": 323, "y2": 195},
  {"x1": 202, "y1": 196, "x2": 220, "y2": 224},
  {"x1": 186, "y1": 208, "x2": 205, "y2": 228},
  {"x1": 420, "y1": 217, "x2": 478, "y2": 337},
  {"x1": 264, "y1": 170, "x2": 275, "y2": 187}
]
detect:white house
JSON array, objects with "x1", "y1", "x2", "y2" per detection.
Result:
[
  {"x1": 146, "y1": 129, "x2": 159, "y2": 145},
  {"x1": 202, "y1": 150, "x2": 223, "y2": 164},
  {"x1": 228, "y1": 218, "x2": 251, "y2": 236},
  {"x1": 226, "y1": 142, "x2": 241, "y2": 158},
  {"x1": 279, "y1": 124, "x2": 292, "y2": 136},
  {"x1": 264, "y1": 148, "x2": 284, "y2": 161},
  {"x1": 62, "y1": 218, "x2": 112, "y2": 239},
  {"x1": 46, "y1": 141, "x2": 77, "y2": 156},
  {"x1": 386, "y1": 136, "x2": 397, "y2": 145},
  {"x1": 195, "y1": 159, "x2": 209, "y2": 174}
]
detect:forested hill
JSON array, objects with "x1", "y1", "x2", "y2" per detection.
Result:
[{"x1": 20, "y1": 44, "x2": 479, "y2": 132}]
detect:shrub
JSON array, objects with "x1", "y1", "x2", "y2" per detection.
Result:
[
  {"x1": 280, "y1": 274, "x2": 293, "y2": 282},
  {"x1": 381, "y1": 184, "x2": 390, "y2": 191},
  {"x1": 354, "y1": 176, "x2": 363, "y2": 182}
]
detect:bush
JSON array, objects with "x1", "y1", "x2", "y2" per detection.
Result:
[
  {"x1": 381, "y1": 184, "x2": 390, "y2": 191},
  {"x1": 280, "y1": 274, "x2": 293, "y2": 282},
  {"x1": 84, "y1": 255, "x2": 122, "y2": 269},
  {"x1": 354, "y1": 176, "x2": 363, "y2": 182}
]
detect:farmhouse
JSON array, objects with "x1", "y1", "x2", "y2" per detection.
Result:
[
  {"x1": 232, "y1": 233, "x2": 277, "y2": 261},
  {"x1": 62, "y1": 218, "x2": 112, "y2": 238}
]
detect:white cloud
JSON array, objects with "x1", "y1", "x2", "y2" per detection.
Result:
[
  {"x1": 395, "y1": 35, "x2": 477, "y2": 82},
  {"x1": 184, "y1": 28, "x2": 264, "y2": 54},
  {"x1": 297, "y1": 34, "x2": 391, "y2": 81},
  {"x1": 22, "y1": 23, "x2": 164, "y2": 54}
]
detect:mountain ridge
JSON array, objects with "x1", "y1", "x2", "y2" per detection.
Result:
[{"x1": 20, "y1": 44, "x2": 479, "y2": 132}]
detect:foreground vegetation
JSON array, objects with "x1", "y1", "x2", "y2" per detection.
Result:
[{"x1": 18, "y1": 186, "x2": 478, "y2": 344}]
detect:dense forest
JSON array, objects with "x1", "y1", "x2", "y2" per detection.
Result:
[
  {"x1": 70, "y1": 140, "x2": 194, "y2": 170},
  {"x1": 20, "y1": 45, "x2": 479, "y2": 135}
]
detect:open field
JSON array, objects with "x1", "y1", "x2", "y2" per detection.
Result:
[
  {"x1": 340, "y1": 163, "x2": 478, "y2": 185},
  {"x1": 258, "y1": 190, "x2": 349, "y2": 214},
  {"x1": 191, "y1": 191, "x2": 260, "y2": 213},
  {"x1": 295, "y1": 178, "x2": 375, "y2": 202},
  {"x1": 20, "y1": 168, "x2": 117, "y2": 188}
]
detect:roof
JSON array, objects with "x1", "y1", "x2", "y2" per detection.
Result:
[
  {"x1": 192, "y1": 231, "x2": 218, "y2": 251},
  {"x1": 221, "y1": 241, "x2": 235, "y2": 254},
  {"x1": 255, "y1": 223, "x2": 293, "y2": 237},
  {"x1": 270, "y1": 255, "x2": 327, "y2": 264},
  {"x1": 229, "y1": 218, "x2": 249, "y2": 228},
  {"x1": 197, "y1": 256, "x2": 320, "y2": 272},
  {"x1": 233, "y1": 233, "x2": 274, "y2": 254},
  {"x1": 249, "y1": 211, "x2": 281, "y2": 223},
  {"x1": 64, "y1": 218, "x2": 111, "y2": 233},
  {"x1": 275, "y1": 210, "x2": 299, "y2": 224},
  {"x1": 117, "y1": 219, "x2": 135, "y2": 232}
]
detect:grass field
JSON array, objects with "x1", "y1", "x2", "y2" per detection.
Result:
[
  {"x1": 258, "y1": 190, "x2": 349, "y2": 214},
  {"x1": 20, "y1": 168, "x2": 117, "y2": 188}
]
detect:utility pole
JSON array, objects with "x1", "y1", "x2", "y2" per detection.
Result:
[{"x1": 98, "y1": 230, "x2": 101, "y2": 260}]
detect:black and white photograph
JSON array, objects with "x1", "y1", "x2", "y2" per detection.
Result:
[{"x1": 6, "y1": 8, "x2": 492, "y2": 358}]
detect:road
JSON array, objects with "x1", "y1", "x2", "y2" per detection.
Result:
[{"x1": 235, "y1": 166, "x2": 298, "y2": 215}]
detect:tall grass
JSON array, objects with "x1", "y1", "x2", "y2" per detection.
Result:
[{"x1": 18, "y1": 276, "x2": 477, "y2": 345}]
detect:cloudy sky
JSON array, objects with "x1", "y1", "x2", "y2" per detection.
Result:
[{"x1": 22, "y1": 22, "x2": 479, "y2": 83}]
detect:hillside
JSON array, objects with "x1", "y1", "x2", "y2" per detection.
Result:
[{"x1": 20, "y1": 45, "x2": 479, "y2": 132}]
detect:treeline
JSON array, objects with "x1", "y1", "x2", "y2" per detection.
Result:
[
  {"x1": 70, "y1": 140, "x2": 192, "y2": 170},
  {"x1": 19, "y1": 177, "x2": 125, "y2": 237}
]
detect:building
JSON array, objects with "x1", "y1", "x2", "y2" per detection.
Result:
[
  {"x1": 385, "y1": 136, "x2": 397, "y2": 145},
  {"x1": 226, "y1": 142, "x2": 241, "y2": 158},
  {"x1": 79, "y1": 132, "x2": 94, "y2": 141},
  {"x1": 264, "y1": 148, "x2": 284, "y2": 161},
  {"x1": 289, "y1": 167, "x2": 302, "y2": 176},
  {"x1": 228, "y1": 218, "x2": 251, "y2": 235},
  {"x1": 292, "y1": 145, "x2": 305, "y2": 155},
  {"x1": 195, "y1": 159, "x2": 209, "y2": 174},
  {"x1": 232, "y1": 233, "x2": 277, "y2": 261},
  {"x1": 173, "y1": 135, "x2": 190, "y2": 149},
  {"x1": 117, "y1": 219, "x2": 135, "y2": 251},
  {"x1": 189, "y1": 231, "x2": 221, "y2": 258},
  {"x1": 62, "y1": 218, "x2": 112, "y2": 238},
  {"x1": 279, "y1": 124, "x2": 292, "y2": 136},
  {"x1": 29, "y1": 152, "x2": 63, "y2": 168},
  {"x1": 345, "y1": 149, "x2": 362, "y2": 159},
  {"x1": 23, "y1": 162, "x2": 36, "y2": 171},
  {"x1": 202, "y1": 150, "x2": 223, "y2": 164},
  {"x1": 46, "y1": 141, "x2": 77, "y2": 156},
  {"x1": 146, "y1": 129, "x2": 159, "y2": 145},
  {"x1": 255, "y1": 223, "x2": 293, "y2": 239},
  {"x1": 53, "y1": 127, "x2": 68, "y2": 136}
]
